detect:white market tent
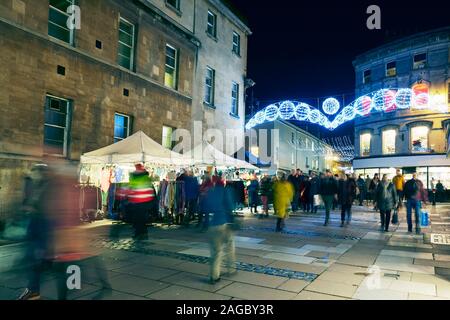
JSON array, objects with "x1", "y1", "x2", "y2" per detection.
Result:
[
  {"x1": 183, "y1": 141, "x2": 258, "y2": 170},
  {"x1": 80, "y1": 131, "x2": 186, "y2": 166}
]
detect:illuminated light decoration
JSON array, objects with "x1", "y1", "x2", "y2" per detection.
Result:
[
  {"x1": 265, "y1": 104, "x2": 279, "y2": 121},
  {"x1": 354, "y1": 95, "x2": 372, "y2": 116},
  {"x1": 309, "y1": 109, "x2": 321, "y2": 123},
  {"x1": 254, "y1": 110, "x2": 266, "y2": 124},
  {"x1": 295, "y1": 103, "x2": 310, "y2": 120},
  {"x1": 322, "y1": 98, "x2": 340, "y2": 115},
  {"x1": 244, "y1": 88, "x2": 444, "y2": 131},
  {"x1": 342, "y1": 105, "x2": 356, "y2": 121},
  {"x1": 395, "y1": 88, "x2": 414, "y2": 109},
  {"x1": 278, "y1": 101, "x2": 295, "y2": 120}
]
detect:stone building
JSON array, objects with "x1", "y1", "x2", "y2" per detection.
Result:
[
  {"x1": 0, "y1": 0, "x2": 201, "y2": 218},
  {"x1": 352, "y1": 27, "x2": 450, "y2": 188}
]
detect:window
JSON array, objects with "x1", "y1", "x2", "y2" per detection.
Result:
[
  {"x1": 165, "y1": 44, "x2": 178, "y2": 89},
  {"x1": 114, "y1": 113, "x2": 130, "y2": 143},
  {"x1": 231, "y1": 82, "x2": 239, "y2": 116},
  {"x1": 44, "y1": 95, "x2": 71, "y2": 156},
  {"x1": 204, "y1": 67, "x2": 215, "y2": 105},
  {"x1": 411, "y1": 126, "x2": 429, "y2": 153},
  {"x1": 162, "y1": 126, "x2": 175, "y2": 149},
  {"x1": 48, "y1": 0, "x2": 75, "y2": 45},
  {"x1": 448, "y1": 83, "x2": 450, "y2": 104},
  {"x1": 207, "y1": 10, "x2": 217, "y2": 38},
  {"x1": 232, "y1": 31, "x2": 240, "y2": 55},
  {"x1": 166, "y1": 0, "x2": 180, "y2": 10},
  {"x1": 386, "y1": 61, "x2": 396, "y2": 77},
  {"x1": 413, "y1": 53, "x2": 427, "y2": 69},
  {"x1": 311, "y1": 141, "x2": 315, "y2": 151},
  {"x1": 360, "y1": 133, "x2": 371, "y2": 157},
  {"x1": 363, "y1": 69, "x2": 371, "y2": 84},
  {"x1": 382, "y1": 129, "x2": 396, "y2": 154},
  {"x1": 291, "y1": 132, "x2": 294, "y2": 143},
  {"x1": 118, "y1": 17, "x2": 135, "y2": 70}
]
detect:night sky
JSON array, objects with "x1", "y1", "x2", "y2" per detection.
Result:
[{"x1": 226, "y1": 0, "x2": 450, "y2": 138}]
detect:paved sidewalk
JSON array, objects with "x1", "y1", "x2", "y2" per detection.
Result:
[{"x1": 1, "y1": 204, "x2": 449, "y2": 300}]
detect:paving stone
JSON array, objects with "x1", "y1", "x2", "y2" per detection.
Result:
[
  {"x1": 294, "y1": 290, "x2": 348, "y2": 300},
  {"x1": 437, "y1": 286, "x2": 450, "y2": 298},
  {"x1": 267, "y1": 261, "x2": 326, "y2": 274},
  {"x1": 108, "y1": 274, "x2": 170, "y2": 296},
  {"x1": 414, "y1": 259, "x2": 450, "y2": 268},
  {"x1": 262, "y1": 252, "x2": 316, "y2": 264},
  {"x1": 148, "y1": 285, "x2": 231, "y2": 300},
  {"x1": 160, "y1": 272, "x2": 233, "y2": 292},
  {"x1": 216, "y1": 282, "x2": 297, "y2": 300},
  {"x1": 408, "y1": 293, "x2": 448, "y2": 300},
  {"x1": 380, "y1": 250, "x2": 433, "y2": 260},
  {"x1": 170, "y1": 261, "x2": 211, "y2": 276},
  {"x1": 337, "y1": 254, "x2": 377, "y2": 267},
  {"x1": 0, "y1": 286, "x2": 18, "y2": 300},
  {"x1": 305, "y1": 279, "x2": 358, "y2": 298},
  {"x1": 235, "y1": 254, "x2": 274, "y2": 266},
  {"x1": 353, "y1": 287, "x2": 408, "y2": 300},
  {"x1": 435, "y1": 254, "x2": 450, "y2": 262},
  {"x1": 222, "y1": 270, "x2": 287, "y2": 288},
  {"x1": 277, "y1": 279, "x2": 309, "y2": 293},
  {"x1": 316, "y1": 271, "x2": 365, "y2": 286},
  {"x1": 114, "y1": 264, "x2": 180, "y2": 280},
  {"x1": 40, "y1": 279, "x2": 102, "y2": 300},
  {"x1": 388, "y1": 280, "x2": 436, "y2": 296},
  {"x1": 135, "y1": 255, "x2": 186, "y2": 268},
  {"x1": 77, "y1": 290, "x2": 150, "y2": 300},
  {"x1": 306, "y1": 251, "x2": 341, "y2": 260}
]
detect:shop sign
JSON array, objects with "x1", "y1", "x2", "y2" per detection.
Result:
[{"x1": 431, "y1": 233, "x2": 450, "y2": 245}]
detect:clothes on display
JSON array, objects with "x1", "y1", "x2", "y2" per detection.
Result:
[
  {"x1": 225, "y1": 180, "x2": 246, "y2": 209},
  {"x1": 159, "y1": 180, "x2": 186, "y2": 222}
]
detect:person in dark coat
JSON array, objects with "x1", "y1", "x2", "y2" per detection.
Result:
[
  {"x1": 183, "y1": 170, "x2": 200, "y2": 224},
  {"x1": 259, "y1": 174, "x2": 273, "y2": 218},
  {"x1": 198, "y1": 174, "x2": 213, "y2": 231},
  {"x1": 319, "y1": 170, "x2": 338, "y2": 226},
  {"x1": 375, "y1": 174, "x2": 398, "y2": 232},
  {"x1": 247, "y1": 175, "x2": 260, "y2": 214},
  {"x1": 338, "y1": 174, "x2": 357, "y2": 226},
  {"x1": 309, "y1": 172, "x2": 320, "y2": 213},
  {"x1": 357, "y1": 175, "x2": 366, "y2": 206}
]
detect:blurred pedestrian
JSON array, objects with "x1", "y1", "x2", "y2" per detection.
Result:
[
  {"x1": 288, "y1": 169, "x2": 301, "y2": 212},
  {"x1": 198, "y1": 173, "x2": 213, "y2": 231},
  {"x1": 259, "y1": 174, "x2": 273, "y2": 218},
  {"x1": 247, "y1": 175, "x2": 260, "y2": 214},
  {"x1": 127, "y1": 163, "x2": 156, "y2": 240},
  {"x1": 183, "y1": 169, "x2": 200, "y2": 224},
  {"x1": 392, "y1": 169, "x2": 405, "y2": 208},
  {"x1": 273, "y1": 172, "x2": 294, "y2": 232},
  {"x1": 357, "y1": 175, "x2": 366, "y2": 206},
  {"x1": 208, "y1": 176, "x2": 236, "y2": 284},
  {"x1": 309, "y1": 172, "x2": 320, "y2": 213},
  {"x1": 436, "y1": 180, "x2": 445, "y2": 203},
  {"x1": 430, "y1": 177, "x2": 436, "y2": 206},
  {"x1": 365, "y1": 175, "x2": 372, "y2": 204},
  {"x1": 301, "y1": 174, "x2": 311, "y2": 212},
  {"x1": 369, "y1": 174, "x2": 380, "y2": 210},
  {"x1": 375, "y1": 174, "x2": 398, "y2": 232},
  {"x1": 320, "y1": 170, "x2": 338, "y2": 226},
  {"x1": 338, "y1": 174, "x2": 356, "y2": 227},
  {"x1": 404, "y1": 173, "x2": 428, "y2": 234}
]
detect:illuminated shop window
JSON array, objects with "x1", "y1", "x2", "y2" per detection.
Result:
[
  {"x1": 360, "y1": 133, "x2": 371, "y2": 157},
  {"x1": 165, "y1": 44, "x2": 178, "y2": 89},
  {"x1": 411, "y1": 126, "x2": 429, "y2": 153},
  {"x1": 382, "y1": 129, "x2": 396, "y2": 154},
  {"x1": 386, "y1": 61, "x2": 396, "y2": 77}
]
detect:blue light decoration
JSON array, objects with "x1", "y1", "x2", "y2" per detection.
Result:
[
  {"x1": 244, "y1": 88, "x2": 444, "y2": 131},
  {"x1": 322, "y1": 98, "x2": 340, "y2": 115}
]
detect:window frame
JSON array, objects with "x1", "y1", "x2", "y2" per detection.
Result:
[
  {"x1": 114, "y1": 112, "x2": 131, "y2": 143},
  {"x1": 231, "y1": 81, "x2": 239, "y2": 116},
  {"x1": 206, "y1": 10, "x2": 217, "y2": 38},
  {"x1": 117, "y1": 16, "x2": 135, "y2": 70},
  {"x1": 162, "y1": 125, "x2": 176, "y2": 150},
  {"x1": 165, "y1": 0, "x2": 180, "y2": 10},
  {"x1": 44, "y1": 94, "x2": 72, "y2": 157},
  {"x1": 204, "y1": 66, "x2": 215, "y2": 106},
  {"x1": 232, "y1": 31, "x2": 241, "y2": 56},
  {"x1": 360, "y1": 132, "x2": 371, "y2": 157},
  {"x1": 164, "y1": 44, "x2": 179, "y2": 90},
  {"x1": 48, "y1": 0, "x2": 76, "y2": 46},
  {"x1": 382, "y1": 128, "x2": 397, "y2": 155},
  {"x1": 410, "y1": 125, "x2": 430, "y2": 153},
  {"x1": 386, "y1": 61, "x2": 397, "y2": 77},
  {"x1": 363, "y1": 69, "x2": 371, "y2": 84},
  {"x1": 413, "y1": 52, "x2": 427, "y2": 70}
]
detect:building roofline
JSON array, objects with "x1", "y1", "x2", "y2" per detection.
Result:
[
  {"x1": 209, "y1": 0, "x2": 252, "y2": 35},
  {"x1": 353, "y1": 26, "x2": 450, "y2": 66}
]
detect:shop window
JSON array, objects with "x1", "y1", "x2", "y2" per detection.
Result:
[
  {"x1": 48, "y1": 0, "x2": 75, "y2": 45},
  {"x1": 360, "y1": 133, "x2": 371, "y2": 157},
  {"x1": 413, "y1": 53, "x2": 427, "y2": 69},
  {"x1": 363, "y1": 69, "x2": 371, "y2": 84},
  {"x1": 386, "y1": 61, "x2": 396, "y2": 77},
  {"x1": 118, "y1": 17, "x2": 135, "y2": 70},
  {"x1": 162, "y1": 126, "x2": 175, "y2": 149},
  {"x1": 411, "y1": 126, "x2": 429, "y2": 153},
  {"x1": 114, "y1": 113, "x2": 130, "y2": 143},
  {"x1": 44, "y1": 95, "x2": 71, "y2": 156},
  {"x1": 204, "y1": 67, "x2": 215, "y2": 105},
  {"x1": 382, "y1": 129, "x2": 396, "y2": 154},
  {"x1": 207, "y1": 10, "x2": 217, "y2": 38},
  {"x1": 165, "y1": 44, "x2": 178, "y2": 89}
]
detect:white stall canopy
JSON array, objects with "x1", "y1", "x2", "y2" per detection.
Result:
[{"x1": 80, "y1": 131, "x2": 186, "y2": 166}]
